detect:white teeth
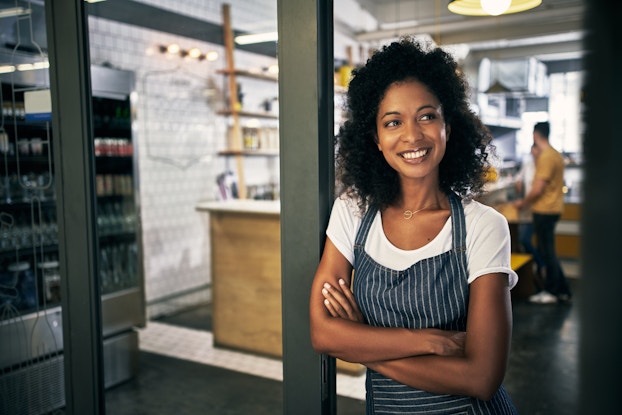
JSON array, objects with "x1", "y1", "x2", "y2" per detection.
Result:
[{"x1": 401, "y1": 149, "x2": 427, "y2": 159}]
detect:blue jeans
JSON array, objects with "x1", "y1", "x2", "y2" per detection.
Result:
[
  {"x1": 533, "y1": 213, "x2": 572, "y2": 297},
  {"x1": 518, "y1": 222, "x2": 544, "y2": 272}
]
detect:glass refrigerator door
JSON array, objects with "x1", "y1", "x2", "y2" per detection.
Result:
[
  {"x1": 0, "y1": 10, "x2": 65, "y2": 413},
  {"x1": 92, "y1": 66, "x2": 145, "y2": 386},
  {"x1": 0, "y1": 62, "x2": 145, "y2": 415}
]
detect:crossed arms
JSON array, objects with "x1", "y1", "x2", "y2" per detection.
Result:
[{"x1": 309, "y1": 238, "x2": 513, "y2": 401}]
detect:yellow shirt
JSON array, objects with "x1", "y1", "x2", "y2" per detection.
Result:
[{"x1": 532, "y1": 146, "x2": 565, "y2": 214}]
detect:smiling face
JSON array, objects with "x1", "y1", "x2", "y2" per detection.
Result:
[{"x1": 375, "y1": 79, "x2": 450, "y2": 185}]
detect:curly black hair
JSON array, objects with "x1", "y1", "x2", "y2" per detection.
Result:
[{"x1": 336, "y1": 37, "x2": 494, "y2": 212}]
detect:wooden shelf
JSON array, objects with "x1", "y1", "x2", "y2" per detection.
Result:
[
  {"x1": 218, "y1": 4, "x2": 280, "y2": 200},
  {"x1": 217, "y1": 109, "x2": 278, "y2": 119},
  {"x1": 216, "y1": 69, "x2": 277, "y2": 82},
  {"x1": 218, "y1": 149, "x2": 279, "y2": 157}
]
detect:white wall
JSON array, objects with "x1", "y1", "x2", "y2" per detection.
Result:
[{"x1": 88, "y1": 0, "x2": 278, "y2": 318}]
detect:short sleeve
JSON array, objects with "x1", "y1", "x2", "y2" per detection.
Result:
[
  {"x1": 325, "y1": 196, "x2": 360, "y2": 266},
  {"x1": 466, "y1": 205, "x2": 518, "y2": 289}
]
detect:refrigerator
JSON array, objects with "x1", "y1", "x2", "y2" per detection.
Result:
[{"x1": 0, "y1": 56, "x2": 145, "y2": 414}]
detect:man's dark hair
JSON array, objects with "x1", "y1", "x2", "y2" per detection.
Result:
[{"x1": 534, "y1": 121, "x2": 550, "y2": 139}]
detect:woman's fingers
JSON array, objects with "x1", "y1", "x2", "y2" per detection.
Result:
[
  {"x1": 323, "y1": 298, "x2": 339, "y2": 317},
  {"x1": 322, "y1": 280, "x2": 363, "y2": 322},
  {"x1": 338, "y1": 279, "x2": 364, "y2": 322},
  {"x1": 322, "y1": 283, "x2": 350, "y2": 318}
]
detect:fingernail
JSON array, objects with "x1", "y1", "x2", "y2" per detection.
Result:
[
  {"x1": 322, "y1": 288, "x2": 328, "y2": 295},
  {"x1": 324, "y1": 299, "x2": 330, "y2": 305},
  {"x1": 323, "y1": 283, "x2": 330, "y2": 289},
  {"x1": 338, "y1": 279, "x2": 346, "y2": 285}
]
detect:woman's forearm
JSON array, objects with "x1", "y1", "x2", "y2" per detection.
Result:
[
  {"x1": 366, "y1": 353, "x2": 505, "y2": 401},
  {"x1": 310, "y1": 315, "x2": 464, "y2": 363}
]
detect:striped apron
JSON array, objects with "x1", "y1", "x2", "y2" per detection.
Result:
[{"x1": 353, "y1": 193, "x2": 518, "y2": 414}]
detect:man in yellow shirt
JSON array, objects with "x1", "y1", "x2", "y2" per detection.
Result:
[{"x1": 515, "y1": 122, "x2": 572, "y2": 304}]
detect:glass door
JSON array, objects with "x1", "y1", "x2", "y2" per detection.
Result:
[
  {"x1": 1, "y1": 2, "x2": 146, "y2": 413},
  {"x1": 0, "y1": 1, "x2": 64, "y2": 414}
]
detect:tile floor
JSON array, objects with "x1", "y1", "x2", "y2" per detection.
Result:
[
  {"x1": 106, "y1": 261, "x2": 580, "y2": 414},
  {"x1": 138, "y1": 321, "x2": 367, "y2": 401}
]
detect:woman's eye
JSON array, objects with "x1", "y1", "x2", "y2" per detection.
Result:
[{"x1": 384, "y1": 120, "x2": 400, "y2": 128}]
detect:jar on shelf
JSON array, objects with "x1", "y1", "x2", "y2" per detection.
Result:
[{"x1": 38, "y1": 260, "x2": 60, "y2": 304}]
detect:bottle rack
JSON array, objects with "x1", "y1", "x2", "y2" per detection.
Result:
[{"x1": 93, "y1": 94, "x2": 140, "y2": 295}]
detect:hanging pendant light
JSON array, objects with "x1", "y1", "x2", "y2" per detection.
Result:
[
  {"x1": 448, "y1": 0, "x2": 542, "y2": 16},
  {"x1": 481, "y1": 0, "x2": 511, "y2": 15}
]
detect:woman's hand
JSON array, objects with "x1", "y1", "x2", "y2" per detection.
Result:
[{"x1": 321, "y1": 279, "x2": 365, "y2": 323}]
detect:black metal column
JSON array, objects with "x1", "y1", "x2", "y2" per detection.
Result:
[
  {"x1": 44, "y1": 1, "x2": 103, "y2": 414},
  {"x1": 278, "y1": 0, "x2": 336, "y2": 413},
  {"x1": 579, "y1": 1, "x2": 621, "y2": 414}
]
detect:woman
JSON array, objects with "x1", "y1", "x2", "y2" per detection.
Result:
[{"x1": 309, "y1": 38, "x2": 518, "y2": 414}]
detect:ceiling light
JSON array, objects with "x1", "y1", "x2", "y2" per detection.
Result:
[
  {"x1": 156, "y1": 44, "x2": 218, "y2": 62},
  {"x1": 16, "y1": 61, "x2": 50, "y2": 71},
  {"x1": 480, "y1": 0, "x2": 511, "y2": 16},
  {"x1": 0, "y1": 65, "x2": 15, "y2": 74},
  {"x1": 166, "y1": 43, "x2": 180, "y2": 54},
  {"x1": 205, "y1": 51, "x2": 219, "y2": 61},
  {"x1": 448, "y1": 0, "x2": 542, "y2": 16},
  {"x1": 0, "y1": 61, "x2": 49, "y2": 73},
  {"x1": 0, "y1": 7, "x2": 31, "y2": 18},
  {"x1": 234, "y1": 32, "x2": 278, "y2": 45},
  {"x1": 267, "y1": 64, "x2": 279, "y2": 75},
  {"x1": 187, "y1": 48, "x2": 202, "y2": 59}
]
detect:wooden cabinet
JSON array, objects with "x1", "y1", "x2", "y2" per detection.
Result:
[
  {"x1": 197, "y1": 200, "x2": 364, "y2": 375},
  {"x1": 212, "y1": 210, "x2": 282, "y2": 356}
]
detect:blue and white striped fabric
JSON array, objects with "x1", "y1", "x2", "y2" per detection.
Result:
[{"x1": 353, "y1": 193, "x2": 518, "y2": 414}]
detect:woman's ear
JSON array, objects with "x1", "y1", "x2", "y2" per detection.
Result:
[{"x1": 446, "y1": 123, "x2": 451, "y2": 141}]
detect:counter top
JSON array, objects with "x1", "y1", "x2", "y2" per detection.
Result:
[{"x1": 195, "y1": 199, "x2": 280, "y2": 215}]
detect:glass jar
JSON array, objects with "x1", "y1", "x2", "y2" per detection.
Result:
[{"x1": 38, "y1": 260, "x2": 60, "y2": 304}]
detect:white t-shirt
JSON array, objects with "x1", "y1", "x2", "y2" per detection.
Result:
[{"x1": 326, "y1": 196, "x2": 518, "y2": 288}]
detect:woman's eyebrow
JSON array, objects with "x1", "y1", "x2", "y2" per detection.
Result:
[{"x1": 379, "y1": 104, "x2": 438, "y2": 119}]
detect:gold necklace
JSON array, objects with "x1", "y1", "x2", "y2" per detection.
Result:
[{"x1": 403, "y1": 204, "x2": 438, "y2": 220}]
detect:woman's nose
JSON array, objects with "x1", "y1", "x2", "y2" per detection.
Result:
[{"x1": 402, "y1": 121, "x2": 421, "y2": 142}]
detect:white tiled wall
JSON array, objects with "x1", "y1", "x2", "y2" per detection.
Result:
[{"x1": 88, "y1": 0, "x2": 278, "y2": 318}]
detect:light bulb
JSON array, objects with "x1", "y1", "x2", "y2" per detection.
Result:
[
  {"x1": 166, "y1": 43, "x2": 180, "y2": 54},
  {"x1": 205, "y1": 51, "x2": 219, "y2": 61},
  {"x1": 187, "y1": 48, "x2": 202, "y2": 59},
  {"x1": 480, "y1": 0, "x2": 511, "y2": 16}
]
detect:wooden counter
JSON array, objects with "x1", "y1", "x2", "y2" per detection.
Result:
[
  {"x1": 196, "y1": 200, "x2": 281, "y2": 357},
  {"x1": 493, "y1": 201, "x2": 581, "y2": 260},
  {"x1": 196, "y1": 200, "x2": 363, "y2": 374}
]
